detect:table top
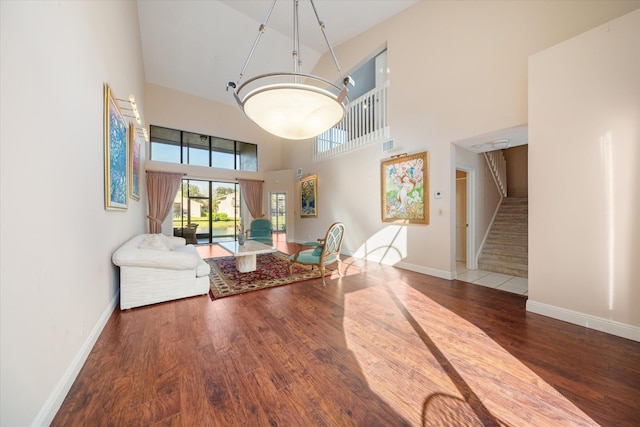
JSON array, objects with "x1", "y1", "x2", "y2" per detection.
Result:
[{"x1": 218, "y1": 240, "x2": 276, "y2": 257}]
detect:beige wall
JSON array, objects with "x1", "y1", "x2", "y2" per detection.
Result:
[
  {"x1": 1, "y1": 1, "x2": 147, "y2": 425},
  {"x1": 504, "y1": 145, "x2": 529, "y2": 198},
  {"x1": 528, "y1": 9, "x2": 640, "y2": 334},
  {"x1": 288, "y1": 0, "x2": 640, "y2": 278}
]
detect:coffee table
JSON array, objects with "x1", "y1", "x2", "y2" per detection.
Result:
[{"x1": 218, "y1": 240, "x2": 277, "y2": 273}]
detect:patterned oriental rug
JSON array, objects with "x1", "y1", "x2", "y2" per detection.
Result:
[{"x1": 205, "y1": 251, "x2": 327, "y2": 300}]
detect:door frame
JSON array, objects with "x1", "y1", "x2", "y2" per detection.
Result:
[{"x1": 456, "y1": 166, "x2": 477, "y2": 271}]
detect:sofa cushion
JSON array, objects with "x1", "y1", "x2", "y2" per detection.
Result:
[
  {"x1": 174, "y1": 245, "x2": 211, "y2": 277},
  {"x1": 138, "y1": 234, "x2": 171, "y2": 251}
]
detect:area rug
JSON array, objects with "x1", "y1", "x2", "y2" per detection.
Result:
[{"x1": 205, "y1": 251, "x2": 328, "y2": 300}]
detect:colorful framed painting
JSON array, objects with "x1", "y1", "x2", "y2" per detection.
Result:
[
  {"x1": 300, "y1": 174, "x2": 318, "y2": 218},
  {"x1": 104, "y1": 84, "x2": 128, "y2": 210},
  {"x1": 381, "y1": 151, "x2": 429, "y2": 224},
  {"x1": 129, "y1": 123, "x2": 141, "y2": 201}
]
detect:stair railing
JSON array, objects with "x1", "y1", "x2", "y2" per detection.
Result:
[
  {"x1": 313, "y1": 81, "x2": 390, "y2": 163},
  {"x1": 484, "y1": 150, "x2": 507, "y2": 197}
]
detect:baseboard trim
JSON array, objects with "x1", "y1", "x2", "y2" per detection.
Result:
[
  {"x1": 32, "y1": 290, "x2": 120, "y2": 426},
  {"x1": 338, "y1": 249, "x2": 453, "y2": 280},
  {"x1": 526, "y1": 299, "x2": 640, "y2": 342},
  {"x1": 393, "y1": 261, "x2": 453, "y2": 280}
]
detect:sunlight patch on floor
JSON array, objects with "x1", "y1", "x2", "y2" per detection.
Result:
[{"x1": 342, "y1": 281, "x2": 598, "y2": 426}]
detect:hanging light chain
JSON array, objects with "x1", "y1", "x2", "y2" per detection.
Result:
[
  {"x1": 309, "y1": 0, "x2": 344, "y2": 80},
  {"x1": 237, "y1": 0, "x2": 277, "y2": 85}
]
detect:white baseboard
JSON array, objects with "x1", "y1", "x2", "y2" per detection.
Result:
[
  {"x1": 392, "y1": 261, "x2": 453, "y2": 280},
  {"x1": 526, "y1": 299, "x2": 640, "y2": 342},
  {"x1": 31, "y1": 290, "x2": 120, "y2": 427},
  {"x1": 338, "y1": 249, "x2": 453, "y2": 280}
]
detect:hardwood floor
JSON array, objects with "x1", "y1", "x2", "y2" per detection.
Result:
[{"x1": 52, "y1": 246, "x2": 640, "y2": 426}]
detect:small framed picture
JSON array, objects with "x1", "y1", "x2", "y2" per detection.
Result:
[{"x1": 300, "y1": 174, "x2": 318, "y2": 218}]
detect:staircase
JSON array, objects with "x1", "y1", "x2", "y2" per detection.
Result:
[{"x1": 478, "y1": 197, "x2": 528, "y2": 278}]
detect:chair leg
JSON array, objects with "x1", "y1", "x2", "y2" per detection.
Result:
[
  {"x1": 289, "y1": 263, "x2": 294, "y2": 276},
  {"x1": 320, "y1": 264, "x2": 326, "y2": 286},
  {"x1": 336, "y1": 258, "x2": 343, "y2": 277}
]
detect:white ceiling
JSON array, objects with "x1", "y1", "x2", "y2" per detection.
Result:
[
  {"x1": 453, "y1": 125, "x2": 529, "y2": 153},
  {"x1": 136, "y1": 0, "x2": 528, "y2": 150},
  {"x1": 136, "y1": 0, "x2": 418, "y2": 107}
]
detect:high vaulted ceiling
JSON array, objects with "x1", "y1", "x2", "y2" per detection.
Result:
[{"x1": 136, "y1": 0, "x2": 418, "y2": 107}]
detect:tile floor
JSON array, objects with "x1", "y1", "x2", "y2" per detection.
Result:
[{"x1": 456, "y1": 262, "x2": 528, "y2": 295}]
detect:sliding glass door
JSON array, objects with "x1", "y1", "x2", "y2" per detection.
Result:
[{"x1": 173, "y1": 179, "x2": 241, "y2": 243}]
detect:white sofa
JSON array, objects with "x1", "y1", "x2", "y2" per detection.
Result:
[{"x1": 112, "y1": 234, "x2": 210, "y2": 309}]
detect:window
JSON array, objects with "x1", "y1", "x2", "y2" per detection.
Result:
[
  {"x1": 173, "y1": 179, "x2": 241, "y2": 244},
  {"x1": 150, "y1": 125, "x2": 258, "y2": 171}
]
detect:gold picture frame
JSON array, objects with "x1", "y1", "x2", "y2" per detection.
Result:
[
  {"x1": 129, "y1": 123, "x2": 141, "y2": 201},
  {"x1": 104, "y1": 84, "x2": 128, "y2": 210},
  {"x1": 300, "y1": 174, "x2": 318, "y2": 218},
  {"x1": 381, "y1": 151, "x2": 429, "y2": 224}
]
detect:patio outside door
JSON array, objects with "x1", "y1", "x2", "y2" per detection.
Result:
[{"x1": 270, "y1": 192, "x2": 286, "y2": 232}]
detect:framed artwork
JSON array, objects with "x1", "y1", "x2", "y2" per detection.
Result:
[
  {"x1": 300, "y1": 174, "x2": 318, "y2": 218},
  {"x1": 104, "y1": 84, "x2": 128, "y2": 210},
  {"x1": 129, "y1": 123, "x2": 141, "y2": 201},
  {"x1": 381, "y1": 151, "x2": 429, "y2": 224}
]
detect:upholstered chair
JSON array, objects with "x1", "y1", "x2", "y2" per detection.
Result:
[
  {"x1": 245, "y1": 218, "x2": 273, "y2": 245},
  {"x1": 289, "y1": 222, "x2": 345, "y2": 286}
]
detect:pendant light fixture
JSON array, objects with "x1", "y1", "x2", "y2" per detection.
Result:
[{"x1": 227, "y1": 0, "x2": 354, "y2": 140}]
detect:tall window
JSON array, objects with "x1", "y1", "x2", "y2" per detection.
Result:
[
  {"x1": 150, "y1": 125, "x2": 258, "y2": 171},
  {"x1": 173, "y1": 179, "x2": 241, "y2": 243}
]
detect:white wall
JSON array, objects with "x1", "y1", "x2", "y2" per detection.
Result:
[
  {"x1": 0, "y1": 1, "x2": 147, "y2": 425},
  {"x1": 287, "y1": 0, "x2": 640, "y2": 279},
  {"x1": 528, "y1": 9, "x2": 640, "y2": 337}
]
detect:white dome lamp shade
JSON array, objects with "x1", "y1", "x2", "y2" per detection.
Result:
[{"x1": 227, "y1": 0, "x2": 353, "y2": 140}]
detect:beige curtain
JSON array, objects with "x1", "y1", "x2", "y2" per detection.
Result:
[
  {"x1": 146, "y1": 171, "x2": 184, "y2": 234},
  {"x1": 237, "y1": 179, "x2": 264, "y2": 219}
]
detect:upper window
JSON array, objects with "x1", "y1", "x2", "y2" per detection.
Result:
[{"x1": 150, "y1": 125, "x2": 258, "y2": 172}]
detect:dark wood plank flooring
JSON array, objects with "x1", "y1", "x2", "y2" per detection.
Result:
[{"x1": 52, "y1": 246, "x2": 640, "y2": 426}]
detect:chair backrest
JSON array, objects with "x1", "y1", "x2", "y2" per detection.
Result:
[
  {"x1": 248, "y1": 218, "x2": 272, "y2": 237},
  {"x1": 322, "y1": 222, "x2": 345, "y2": 258}
]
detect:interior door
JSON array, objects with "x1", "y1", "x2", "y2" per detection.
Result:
[{"x1": 456, "y1": 171, "x2": 468, "y2": 262}]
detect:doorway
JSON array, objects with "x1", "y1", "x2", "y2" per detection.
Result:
[
  {"x1": 269, "y1": 192, "x2": 287, "y2": 232},
  {"x1": 455, "y1": 167, "x2": 475, "y2": 271}
]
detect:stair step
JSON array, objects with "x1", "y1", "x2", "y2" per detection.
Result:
[
  {"x1": 488, "y1": 235, "x2": 528, "y2": 244},
  {"x1": 479, "y1": 251, "x2": 527, "y2": 264},
  {"x1": 478, "y1": 197, "x2": 529, "y2": 277},
  {"x1": 483, "y1": 244, "x2": 528, "y2": 254},
  {"x1": 495, "y1": 212, "x2": 528, "y2": 220},
  {"x1": 502, "y1": 197, "x2": 529, "y2": 205},
  {"x1": 491, "y1": 227, "x2": 528, "y2": 235},
  {"x1": 478, "y1": 261, "x2": 528, "y2": 278}
]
